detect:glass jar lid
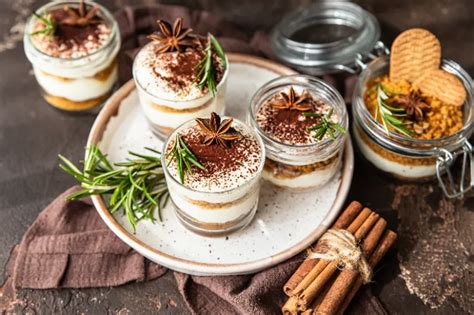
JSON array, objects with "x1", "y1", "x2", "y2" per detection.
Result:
[{"x1": 271, "y1": 1, "x2": 381, "y2": 75}]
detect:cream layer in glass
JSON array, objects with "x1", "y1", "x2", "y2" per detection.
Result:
[{"x1": 353, "y1": 125, "x2": 436, "y2": 179}]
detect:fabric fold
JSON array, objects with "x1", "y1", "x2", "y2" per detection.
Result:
[{"x1": 11, "y1": 186, "x2": 166, "y2": 289}]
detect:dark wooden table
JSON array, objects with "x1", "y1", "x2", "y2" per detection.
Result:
[{"x1": 1, "y1": 0, "x2": 472, "y2": 314}]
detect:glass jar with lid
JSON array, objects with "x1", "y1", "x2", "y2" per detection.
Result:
[{"x1": 352, "y1": 56, "x2": 473, "y2": 198}]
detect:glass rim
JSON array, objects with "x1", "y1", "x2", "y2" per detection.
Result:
[
  {"x1": 354, "y1": 55, "x2": 474, "y2": 147},
  {"x1": 161, "y1": 116, "x2": 266, "y2": 194},
  {"x1": 249, "y1": 74, "x2": 348, "y2": 149},
  {"x1": 133, "y1": 41, "x2": 229, "y2": 103},
  {"x1": 25, "y1": 0, "x2": 118, "y2": 62}
]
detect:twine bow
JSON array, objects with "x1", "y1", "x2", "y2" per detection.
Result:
[{"x1": 308, "y1": 228, "x2": 372, "y2": 283}]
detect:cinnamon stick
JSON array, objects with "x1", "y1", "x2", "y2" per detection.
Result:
[
  {"x1": 315, "y1": 218, "x2": 387, "y2": 314},
  {"x1": 336, "y1": 230, "x2": 397, "y2": 315},
  {"x1": 283, "y1": 201, "x2": 363, "y2": 296},
  {"x1": 282, "y1": 296, "x2": 299, "y2": 315},
  {"x1": 300, "y1": 273, "x2": 338, "y2": 315},
  {"x1": 297, "y1": 210, "x2": 379, "y2": 310},
  {"x1": 291, "y1": 208, "x2": 371, "y2": 298}
]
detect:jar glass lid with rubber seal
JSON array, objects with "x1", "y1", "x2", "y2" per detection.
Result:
[{"x1": 271, "y1": 1, "x2": 386, "y2": 75}]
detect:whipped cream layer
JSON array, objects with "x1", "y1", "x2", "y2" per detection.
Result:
[
  {"x1": 33, "y1": 62, "x2": 117, "y2": 102},
  {"x1": 263, "y1": 157, "x2": 341, "y2": 190},
  {"x1": 134, "y1": 42, "x2": 228, "y2": 131},
  {"x1": 354, "y1": 126, "x2": 436, "y2": 178},
  {"x1": 134, "y1": 42, "x2": 223, "y2": 102}
]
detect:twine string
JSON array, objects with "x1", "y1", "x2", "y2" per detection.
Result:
[{"x1": 308, "y1": 228, "x2": 372, "y2": 283}]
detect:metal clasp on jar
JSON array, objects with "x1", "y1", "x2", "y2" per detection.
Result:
[
  {"x1": 333, "y1": 41, "x2": 390, "y2": 74},
  {"x1": 322, "y1": 41, "x2": 390, "y2": 74},
  {"x1": 436, "y1": 139, "x2": 474, "y2": 199}
]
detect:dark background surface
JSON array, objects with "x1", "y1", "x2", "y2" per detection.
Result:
[{"x1": 0, "y1": 0, "x2": 473, "y2": 314}]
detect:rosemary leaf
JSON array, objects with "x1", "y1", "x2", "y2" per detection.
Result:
[
  {"x1": 167, "y1": 134, "x2": 205, "y2": 184},
  {"x1": 193, "y1": 34, "x2": 226, "y2": 97},
  {"x1": 304, "y1": 109, "x2": 346, "y2": 141},
  {"x1": 31, "y1": 12, "x2": 56, "y2": 38},
  {"x1": 376, "y1": 84, "x2": 414, "y2": 136},
  {"x1": 58, "y1": 145, "x2": 169, "y2": 232}
]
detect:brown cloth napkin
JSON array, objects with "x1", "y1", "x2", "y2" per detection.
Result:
[
  {"x1": 9, "y1": 187, "x2": 166, "y2": 289},
  {"x1": 6, "y1": 4, "x2": 385, "y2": 315}
]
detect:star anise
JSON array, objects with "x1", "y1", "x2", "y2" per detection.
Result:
[
  {"x1": 271, "y1": 87, "x2": 313, "y2": 111},
  {"x1": 195, "y1": 112, "x2": 240, "y2": 148},
  {"x1": 61, "y1": 0, "x2": 101, "y2": 26},
  {"x1": 148, "y1": 17, "x2": 194, "y2": 53},
  {"x1": 392, "y1": 91, "x2": 431, "y2": 122}
]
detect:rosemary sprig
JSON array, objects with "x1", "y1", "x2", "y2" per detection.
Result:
[
  {"x1": 31, "y1": 12, "x2": 56, "y2": 38},
  {"x1": 166, "y1": 134, "x2": 205, "y2": 184},
  {"x1": 303, "y1": 109, "x2": 346, "y2": 140},
  {"x1": 58, "y1": 145, "x2": 169, "y2": 232},
  {"x1": 194, "y1": 34, "x2": 226, "y2": 97},
  {"x1": 375, "y1": 84, "x2": 413, "y2": 136}
]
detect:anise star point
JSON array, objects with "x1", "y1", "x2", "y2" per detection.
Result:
[
  {"x1": 148, "y1": 17, "x2": 195, "y2": 53},
  {"x1": 272, "y1": 87, "x2": 313, "y2": 111},
  {"x1": 195, "y1": 112, "x2": 240, "y2": 148},
  {"x1": 61, "y1": 0, "x2": 101, "y2": 27}
]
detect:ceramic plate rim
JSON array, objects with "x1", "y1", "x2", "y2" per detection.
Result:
[{"x1": 87, "y1": 53, "x2": 354, "y2": 275}]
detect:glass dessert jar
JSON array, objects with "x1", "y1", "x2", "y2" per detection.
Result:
[
  {"x1": 24, "y1": 1, "x2": 120, "y2": 112},
  {"x1": 133, "y1": 37, "x2": 228, "y2": 140},
  {"x1": 162, "y1": 114, "x2": 265, "y2": 236},
  {"x1": 248, "y1": 75, "x2": 348, "y2": 191},
  {"x1": 352, "y1": 55, "x2": 473, "y2": 198}
]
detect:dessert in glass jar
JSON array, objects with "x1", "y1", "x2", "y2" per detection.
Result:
[
  {"x1": 133, "y1": 18, "x2": 228, "y2": 139},
  {"x1": 248, "y1": 75, "x2": 348, "y2": 191},
  {"x1": 24, "y1": 0, "x2": 120, "y2": 112},
  {"x1": 163, "y1": 112, "x2": 265, "y2": 236},
  {"x1": 352, "y1": 29, "x2": 473, "y2": 198}
]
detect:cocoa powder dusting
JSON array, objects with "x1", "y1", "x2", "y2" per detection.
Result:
[
  {"x1": 31, "y1": 8, "x2": 110, "y2": 58},
  {"x1": 154, "y1": 50, "x2": 203, "y2": 92},
  {"x1": 152, "y1": 48, "x2": 224, "y2": 94},
  {"x1": 167, "y1": 124, "x2": 261, "y2": 191},
  {"x1": 256, "y1": 92, "x2": 334, "y2": 145},
  {"x1": 392, "y1": 184, "x2": 473, "y2": 312}
]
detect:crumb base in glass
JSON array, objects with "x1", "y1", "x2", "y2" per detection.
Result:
[
  {"x1": 262, "y1": 154, "x2": 341, "y2": 191},
  {"x1": 41, "y1": 89, "x2": 112, "y2": 112}
]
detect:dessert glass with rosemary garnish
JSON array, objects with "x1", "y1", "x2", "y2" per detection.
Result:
[
  {"x1": 352, "y1": 56, "x2": 473, "y2": 196},
  {"x1": 24, "y1": 1, "x2": 120, "y2": 112},
  {"x1": 248, "y1": 75, "x2": 348, "y2": 191},
  {"x1": 162, "y1": 112, "x2": 265, "y2": 236},
  {"x1": 133, "y1": 18, "x2": 228, "y2": 139}
]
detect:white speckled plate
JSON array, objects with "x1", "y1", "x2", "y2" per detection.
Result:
[{"x1": 87, "y1": 53, "x2": 354, "y2": 276}]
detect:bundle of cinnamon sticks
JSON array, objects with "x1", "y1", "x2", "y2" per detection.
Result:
[{"x1": 282, "y1": 201, "x2": 397, "y2": 314}]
